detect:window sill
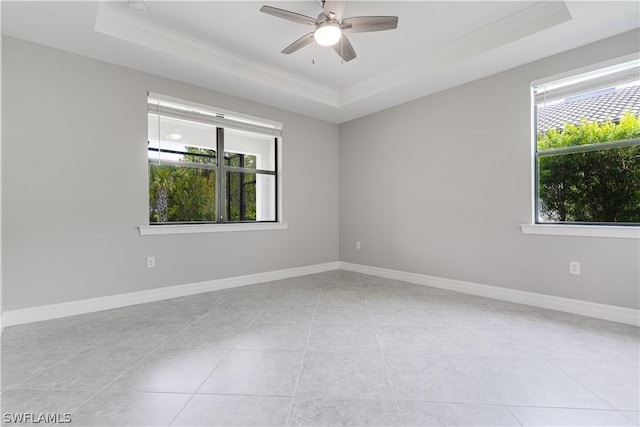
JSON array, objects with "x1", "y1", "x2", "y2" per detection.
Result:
[
  {"x1": 138, "y1": 222, "x2": 289, "y2": 236},
  {"x1": 520, "y1": 224, "x2": 640, "y2": 239}
]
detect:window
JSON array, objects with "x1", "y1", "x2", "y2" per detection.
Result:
[
  {"x1": 533, "y1": 59, "x2": 640, "y2": 225},
  {"x1": 147, "y1": 95, "x2": 281, "y2": 225}
]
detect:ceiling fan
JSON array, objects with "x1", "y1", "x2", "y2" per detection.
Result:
[{"x1": 260, "y1": 0, "x2": 398, "y2": 62}]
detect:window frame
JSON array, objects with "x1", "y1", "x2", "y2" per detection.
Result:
[
  {"x1": 524, "y1": 54, "x2": 640, "y2": 239},
  {"x1": 140, "y1": 94, "x2": 286, "y2": 235}
]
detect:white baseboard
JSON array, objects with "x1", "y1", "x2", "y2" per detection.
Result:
[
  {"x1": 2, "y1": 261, "x2": 340, "y2": 328},
  {"x1": 340, "y1": 262, "x2": 640, "y2": 326},
  {"x1": 4, "y1": 260, "x2": 638, "y2": 328}
]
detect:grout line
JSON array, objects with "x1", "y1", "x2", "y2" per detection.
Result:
[
  {"x1": 284, "y1": 277, "x2": 321, "y2": 426},
  {"x1": 3, "y1": 345, "x2": 88, "y2": 392},
  {"x1": 361, "y1": 274, "x2": 406, "y2": 427},
  {"x1": 55, "y1": 301, "x2": 242, "y2": 426},
  {"x1": 504, "y1": 405, "x2": 525, "y2": 427},
  {"x1": 58, "y1": 326, "x2": 201, "y2": 422},
  {"x1": 167, "y1": 295, "x2": 273, "y2": 427},
  {"x1": 544, "y1": 357, "x2": 620, "y2": 411},
  {"x1": 14, "y1": 271, "x2": 638, "y2": 426},
  {"x1": 619, "y1": 410, "x2": 640, "y2": 425}
]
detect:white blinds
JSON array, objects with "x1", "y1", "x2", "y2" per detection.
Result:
[
  {"x1": 148, "y1": 94, "x2": 282, "y2": 137},
  {"x1": 534, "y1": 59, "x2": 639, "y2": 104}
]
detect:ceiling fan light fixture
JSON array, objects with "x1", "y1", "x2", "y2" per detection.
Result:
[{"x1": 314, "y1": 22, "x2": 342, "y2": 46}]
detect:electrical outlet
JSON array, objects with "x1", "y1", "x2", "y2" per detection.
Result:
[
  {"x1": 147, "y1": 256, "x2": 156, "y2": 269},
  {"x1": 356, "y1": 241, "x2": 361, "y2": 250},
  {"x1": 569, "y1": 261, "x2": 580, "y2": 275}
]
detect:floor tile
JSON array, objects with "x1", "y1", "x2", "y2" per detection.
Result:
[
  {"x1": 384, "y1": 354, "x2": 502, "y2": 404},
  {"x1": 199, "y1": 350, "x2": 303, "y2": 396},
  {"x1": 474, "y1": 357, "x2": 612, "y2": 408},
  {"x1": 164, "y1": 319, "x2": 246, "y2": 349},
  {"x1": 253, "y1": 305, "x2": 316, "y2": 325},
  {"x1": 131, "y1": 298, "x2": 213, "y2": 324},
  {"x1": 368, "y1": 306, "x2": 435, "y2": 327},
  {"x1": 3, "y1": 270, "x2": 638, "y2": 427},
  {"x1": 313, "y1": 305, "x2": 372, "y2": 325},
  {"x1": 307, "y1": 323, "x2": 379, "y2": 353},
  {"x1": 266, "y1": 290, "x2": 321, "y2": 308},
  {"x1": 523, "y1": 326, "x2": 639, "y2": 361},
  {"x1": 197, "y1": 304, "x2": 263, "y2": 327},
  {"x1": 295, "y1": 351, "x2": 394, "y2": 400},
  {"x1": 398, "y1": 401, "x2": 520, "y2": 426},
  {"x1": 93, "y1": 321, "x2": 186, "y2": 348},
  {"x1": 1, "y1": 343, "x2": 18, "y2": 356},
  {"x1": 216, "y1": 288, "x2": 274, "y2": 306},
  {"x1": 509, "y1": 406, "x2": 636, "y2": 426},
  {"x1": 454, "y1": 327, "x2": 539, "y2": 358},
  {"x1": 234, "y1": 322, "x2": 311, "y2": 351},
  {"x1": 1, "y1": 345, "x2": 82, "y2": 389},
  {"x1": 34, "y1": 321, "x2": 129, "y2": 347},
  {"x1": 71, "y1": 391, "x2": 191, "y2": 426},
  {"x1": 322, "y1": 275, "x2": 362, "y2": 289},
  {"x1": 172, "y1": 394, "x2": 290, "y2": 426},
  {"x1": 276, "y1": 277, "x2": 324, "y2": 292},
  {"x1": 410, "y1": 293, "x2": 478, "y2": 312},
  {"x1": 361, "y1": 280, "x2": 401, "y2": 290},
  {"x1": 364, "y1": 289, "x2": 420, "y2": 308},
  {"x1": 1, "y1": 323, "x2": 55, "y2": 347},
  {"x1": 106, "y1": 347, "x2": 227, "y2": 393},
  {"x1": 18, "y1": 347, "x2": 151, "y2": 391},
  {"x1": 621, "y1": 411, "x2": 640, "y2": 425},
  {"x1": 0, "y1": 389, "x2": 92, "y2": 426},
  {"x1": 288, "y1": 398, "x2": 402, "y2": 426},
  {"x1": 374, "y1": 325, "x2": 442, "y2": 354},
  {"x1": 550, "y1": 358, "x2": 640, "y2": 410},
  {"x1": 318, "y1": 290, "x2": 366, "y2": 307}
]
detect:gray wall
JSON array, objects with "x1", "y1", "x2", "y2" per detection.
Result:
[
  {"x1": 339, "y1": 29, "x2": 640, "y2": 309},
  {"x1": 4, "y1": 30, "x2": 639, "y2": 313},
  {"x1": 2, "y1": 37, "x2": 339, "y2": 311}
]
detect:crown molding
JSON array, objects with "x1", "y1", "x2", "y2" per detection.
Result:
[
  {"x1": 340, "y1": 1, "x2": 572, "y2": 107},
  {"x1": 94, "y1": 2, "x2": 340, "y2": 108},
  {"x1": 94, "y1": 1, "x2": 571, "y2": 112}
]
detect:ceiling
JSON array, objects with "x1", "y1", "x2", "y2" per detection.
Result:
[{"x1": 2, "y1": 1, "x2": 639, "y2": 123}]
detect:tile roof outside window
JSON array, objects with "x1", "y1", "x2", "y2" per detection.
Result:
[{"x1": 537, "y1": 84, "x2": 640, "y2": 133}]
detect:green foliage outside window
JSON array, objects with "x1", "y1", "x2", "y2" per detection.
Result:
[
  {"x1": 537, "y1": 112, "x2": 640, "y2": 223},
  {"x1": 149, "y1": 147, "x2": 258, "y2": 223},
  {"x1": 149, "y1": 164, "x2": 217, "y2": 223}
]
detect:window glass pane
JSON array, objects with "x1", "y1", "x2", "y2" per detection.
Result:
[
  {"x1": 148, "y1": 113, "x2": 218, "y2": 164},
  {"x1": 149, "y1": 164, "x2": 217, "y2": 223},
  {"x1": 537, "y1": 146, "x2": 640, "y2": 223},
  {"x1": 226, "y1": 172, "x2": 276, "y2": 221},
  {"x1": 225, "y1": 152, "x2": 257, "y2": 169},
  {"x1": 224, "y1": 128, "x2": 275, "y2": 171},
  {"x1": 534, "y1": 61, "x2": 640, "y2": 225},
  {"x1": 536, "y1": 86, "x2": 640, "y2": 152}
]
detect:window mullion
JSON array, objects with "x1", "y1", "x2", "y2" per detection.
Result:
[
  {"x1": 224, "y1": 166, "x2": 276, "y2": 175},
  {"x1": 537, "y1": 137, "x2": 640, "y2": 158},
  {"x1": 148, "y1": 158, "x2": 218, "y2": 171},
  {"x1": 217, "y1": 127, "x2": 225, "y2": 223}
]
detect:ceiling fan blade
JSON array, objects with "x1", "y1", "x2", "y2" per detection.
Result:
[
  {"x1": 322, "y1": 0, "x2": 347, "y2": 20},
  {"x1": 260, "y1": 6, "x2": 318, "y2": 26},
  {"x1": 342, "y1": 16, "x2": 398, "y2": 33},
  {"x1": 282, "y1": 32, "x2": 315, "y2": 54},
  {"x1": 332, "y1": 34, "x2": 356, "y2": 62}
]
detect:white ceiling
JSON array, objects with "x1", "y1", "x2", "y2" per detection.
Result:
[{"x1": 2, "y1": 1, "x2": 639, "y2": 123}]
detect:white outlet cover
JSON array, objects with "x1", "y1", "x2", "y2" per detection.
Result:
[{"x1": 569, "y1": 261, "x2": 580, "y2": 275}]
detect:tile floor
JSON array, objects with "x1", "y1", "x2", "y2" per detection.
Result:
[{"x1": 1, "y1": 270, "x2": 638, "y2": 426}]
